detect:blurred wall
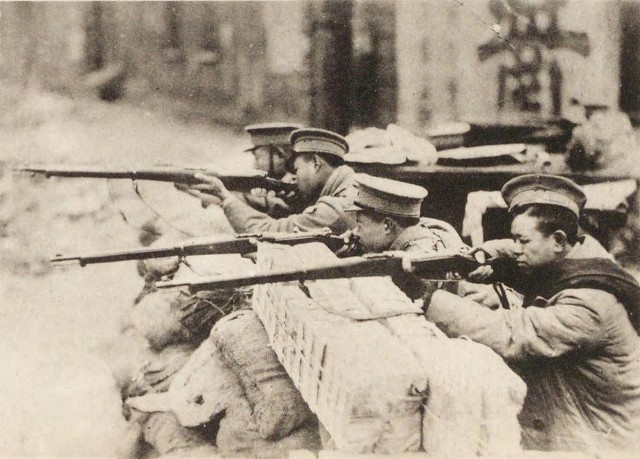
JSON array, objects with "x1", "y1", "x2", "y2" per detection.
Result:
[
  {"x1": 396, "y1": 0, "x2": 622, "y2": 134},
  {"x1": 0, "y1": 1, "x2": 311, "y2": 124},
  {"x1": 0, "y1": 1, "x2": 629, "y2": 131},
  {"x1": 0, "y1": 2, "x2": 87, "y2": 92}
]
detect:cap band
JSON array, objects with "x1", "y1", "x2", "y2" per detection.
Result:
[
  {"x1": 354, "y1": 192, "x2": 422, "y2": 218},
  {"x1": 508, "y1": 189, "x2": 581, "y2": 216},
  {"x1": 294, "y1": 138, "x2": 346, "y2": 157}
]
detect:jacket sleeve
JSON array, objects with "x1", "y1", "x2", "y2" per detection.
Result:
[
  {"x1": 221, "y1": 194, "x2": 349, "y2": 234},
  {"x1": 425, "y1": 289, "x2": 610, "y2": 361},
  {"x1": 421, "y1": 218, "x2": 468, "y2": 251},
  {"x1": 479, "y1": 239, "x2": 517, "y2": 258}
]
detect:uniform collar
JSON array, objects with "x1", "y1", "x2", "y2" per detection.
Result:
[
  {"x1": 566, "y1": 234, "x2": 615, "y2": 261},
  {"x1": 319, "y1": 165, "x2": 356, "y2": 198},
  {"x1": 390, "y1": 223, "x2": 433, "y2": 251}
]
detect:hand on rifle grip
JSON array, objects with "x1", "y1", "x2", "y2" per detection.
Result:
[
  {"x1": 465, "y1": 247, "x2": 494, "y2": 283},
  {"x1": 335, "y1": 230, "x2": 363, "y2": 257},
  {"x1": 191, "y1": 173, "x2": 231, "y2": 201},
  {"x1": 174, "y1": 183, "x2": 221, "y2": 208}
]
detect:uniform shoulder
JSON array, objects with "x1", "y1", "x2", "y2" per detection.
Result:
[{"x1": 553, "y1": 288, "x2": 625, "y2": 319}]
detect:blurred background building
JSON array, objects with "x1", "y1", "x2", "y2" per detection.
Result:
[{"x1": 1, "y1": 0, "x2": 639, "y2": 134}]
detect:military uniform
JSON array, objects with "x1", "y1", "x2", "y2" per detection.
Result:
[
  {"x1": 348, "y1": 174, "x2": 466, "y2": 299},
  {"x1": 424, "y1": 174, "x2": 640, "y2": 451},
  {"x1": 219, "y1": 129, "x2": 357, "y2": 234}
]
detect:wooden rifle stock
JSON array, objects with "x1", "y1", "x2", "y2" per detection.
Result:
[{"x1": 156, "y1": 250, "x2": 494, "y2": 292}]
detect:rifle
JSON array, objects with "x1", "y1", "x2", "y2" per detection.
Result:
[
  {"x1": 156, "y1": 250, "x2": 500, "y2": 293},
  {"x1": 51, "y1": 228, "x2": 352, "y2": 266},
  {"x1": 16, "y1": 164, "x2": 297, "y2": 194}
]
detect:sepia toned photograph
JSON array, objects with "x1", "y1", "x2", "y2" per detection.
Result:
[{"x1": 1, "y1": 0, "x2": 640, "y2": 457}]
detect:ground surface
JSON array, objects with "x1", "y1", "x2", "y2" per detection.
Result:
[{"x1": 0, "y1": 89, "x2": 246, "y2": 457}]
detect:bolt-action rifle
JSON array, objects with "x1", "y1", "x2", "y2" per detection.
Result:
[
  {"x1": 16, "y1": 164, "x2": 297, "y2": 194},
  {"x1": 51, "y1": 228, "x2": 355, "y2": 266},
  {"x1": 156, "y1": 250, "x2": 504, "y2": 293}
]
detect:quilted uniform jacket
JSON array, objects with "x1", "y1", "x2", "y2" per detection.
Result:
[{"x1": 425, "y1": 237, "x2": 640, "y2": 451}]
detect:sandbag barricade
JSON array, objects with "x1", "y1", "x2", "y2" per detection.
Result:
[
  {"x1": 251, "y1": 242, "x2": 527, "y2": 455},
  {"x1": 210, "y1": 308, "x2": 317, "y2": 441},
  {"x1": 251, "y1": 242, "x2": 428, "y2": 453}
]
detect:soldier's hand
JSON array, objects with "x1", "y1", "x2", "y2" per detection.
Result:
[
  {"x1": 465, "y1": 247, "x2": 495, "y2": 283},
  {"x1": 174, "y1": 183, "x2": 222, "y2": 208},
  {"x1": 265, "y1": 191, "x2": 290, "y2": 214},
  {"x1": 419, "y1": 280, "x2": 441, "y2": 315},
  {"x1": 191, "y1": 173, "x2": 232, "y2": 201},
  {"x1": 335, "y1": 230, "x2": 363, "y2": 257},
  {"x1": 142, "y1": 256, "x2": 181, "y2": 279}
]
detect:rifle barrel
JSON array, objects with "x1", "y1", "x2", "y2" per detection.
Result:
[
  {"x1": 16, "y1": 165, "x2": 297, "y2": 193},
  {"x1": 49, "y1": 229, "x2": 345, "y2": 267},
  {"x1": 50, "y1": 237, "x2": 259, "y2": 267}
]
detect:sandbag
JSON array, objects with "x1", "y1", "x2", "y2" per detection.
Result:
[
  {"x1": 175, "y1": 289, "x2": 251, "y2": 343},
  {"x1": 211, "y1": 309, "x2": 315, "y2": 440},
  {"x1": 216, "y1": 396, "x2": 321, "y2": 458},
  {"x1": 169, "y1": 338, "x2": 244, "y2": 427},
  {"x1": 142, "y1": 411, "x2": 216, "y2": 456},
  {"x1": 418, "y1": 338, "x2": 526, "y2": 457},
  {"x1": 124, "y1": 343, "x2": 194, "y2": 399},
  {"x1": 107, "y1": 326, "x2": 156, "y2": 395},
  {"x1": 131, "y1": 290, "x2": 187, "y2": 350},
  {"x1": 132, "y1": 289, "x2": 251, "y2": 350}
]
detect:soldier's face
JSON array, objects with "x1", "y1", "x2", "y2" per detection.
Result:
[
  {"x1": 510, "y1": 214, "x2": 559, "y2": 270},
  {"x1": 252, "y1": 146, "x2": 287, "y2": 179},
  {"x1": 292, "y1": 154, "x2": 322, "y2": 199},
  {"x1": 353, "y1": 211, "x2": 391, "y2": 253}
]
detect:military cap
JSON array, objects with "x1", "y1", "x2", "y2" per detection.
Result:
[
  {"x1": 243, "y1": 122, "x2": 302, "y2": 152},
  {"x1": 290, "y1": 128, "x2": 349, "y2": 159},
  {"x1": 347, "y1": 173, "x2": 428, "y2": 218},
  {"x1": 501, "y1": 174, "x2": 586, "y2": 217}
]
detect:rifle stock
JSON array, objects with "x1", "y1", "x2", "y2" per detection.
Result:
[
  {"x1": 156, "y1": 250, "x2": 492, "y2": 292},
  {"x1": 16, "y1": 164, "x2": 297, "y2": 194},
  {"x1": 50, "y1": 229, "x2": 348, "y2": 267}
]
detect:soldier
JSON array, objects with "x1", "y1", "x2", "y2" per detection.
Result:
[
  {"x1": 138, "y1": 123, "x2": 303, "y2": 290},
  {"x1": 189, "y1": 128, "x2": 357, "y2": 234},
  {"x1": 345, "y1": 173, "x2": 466, "y2": 299},
  {"x1": 240, "y1": 122, "x2": 304, "y2": 217},
  {"x1": 176, "y1": 122, "x2": 302, "y2": 218},
  {"x1": 422, "y1": 174, "x2": 640, "y2": 452},
  {"x1": 244, "y1": 122, "x2": 299, "y2": 180}
]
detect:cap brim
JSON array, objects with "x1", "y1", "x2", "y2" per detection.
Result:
[
  {"x1": 285, "y1": 152, "x2": 299, "y2": 173},
  {"x1": 344, "y1": 202, "x2": 363, "y2": 213}
]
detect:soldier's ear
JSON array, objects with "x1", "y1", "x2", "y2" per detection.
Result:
[
  {"x1": 383, "y1": 217, "x2": 394, "y2": 233},
  {"x1": 552, "y1": 230, "x2": 568, "y2": 251},
  {"x1": 311, "y1": 154, "x2": 323, "y2": 170}
]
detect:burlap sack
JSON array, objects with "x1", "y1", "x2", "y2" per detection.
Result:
[
  {"x1": 132, "y1": 289, "x2": 251, "y2": 350},
  {"x1": 211, "y1": 309, "x2": 315, "y2": 440},
  {"x1": 175, "y1": 289, "x2": 251, "y2": 344},
  {"x1": 169, "y1": 338, "x2": 244, "y2": 427},
  {"x1": 419, "y1": 338, "x2": 526, "y2": 457},
  {"x1": 216, "y1": 396, "x2": 321, "y2": 458},
  {"x1": 124, "y1": 343, "x2": 195, "y2": 399},
  {"x1": 107, "y1": 326, "x2": 155, "y2": 395},
  {"x1": 131, "y1": 290, "x2": 187, "y2": 350},
  {"x1": 142, "y1": 411, "x2": 216, "y2": 456}
]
